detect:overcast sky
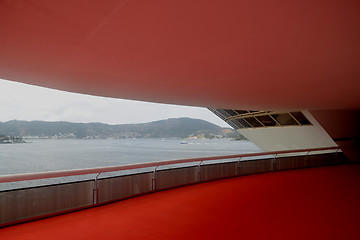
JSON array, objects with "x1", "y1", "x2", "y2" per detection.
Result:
[{"x1": 0, "y1": 79, "x2": 229, "y2": 127}]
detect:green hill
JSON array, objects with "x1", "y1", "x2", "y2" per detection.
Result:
[{"x1": 0, "y1": 118, "x2": 245, "y2": 139}]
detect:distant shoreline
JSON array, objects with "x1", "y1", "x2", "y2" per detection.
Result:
[
  {"x1": 0, "y1": 118, "x2": 246, "y2": 140},
  {"x1": 0, "y1": 135, "x2": 26, "y2": 144}
]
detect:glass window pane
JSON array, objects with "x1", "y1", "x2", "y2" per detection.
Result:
[
  {"x1": 227, "y1": 121, "x2": 238, "y2": 130},
  {"x1": 291, "y1": 112, "x2": 311, "y2": 125},
  {"x1": 236, "y1": 118, "x2": 252, "y2": 128},
  {"x1": 271, "y1": 113, "x2": 298, "y2": 126},
  {"x1": 229, "y1": 120, "x2": 244, "y2": 129},
  {"x1": 234, "y1": 110, "x2": 249, "y2": 115},
  {"x1": 224, "y1": 109, "x2": 238, "y2": 117},
  {"x1": 213, "y1": 110, "x2": 226, "y2": 120},
  {"x1": 217, "y1": 109, "x2": 231, "y2": 118},
  {"x1": 244, "y1": 117, "x2": 263, "y2": 128},
  {"x1": 256, "y1": 115, "x2": 278, "y2": 126}
]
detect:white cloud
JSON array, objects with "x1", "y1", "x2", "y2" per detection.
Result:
[{"x1": 0, "y1": 79, "x2": 230, "y2": 127}]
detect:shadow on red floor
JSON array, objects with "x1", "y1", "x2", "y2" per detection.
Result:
[{"x1": 1, "y1": 164, "x2": 359, "y2": 240}]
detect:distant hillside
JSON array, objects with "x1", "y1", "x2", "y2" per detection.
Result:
[{"x1": 0, "y1": 118, "x2": 246, "y2": 140}]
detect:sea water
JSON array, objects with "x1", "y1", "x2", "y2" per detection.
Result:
[{"x1": 0, "y1": 138, "x2": 261, "y2": 190}]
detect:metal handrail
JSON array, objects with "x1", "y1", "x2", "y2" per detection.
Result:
[{"x1": 0, "y1": 146, "x2": 339, "y2": 184}]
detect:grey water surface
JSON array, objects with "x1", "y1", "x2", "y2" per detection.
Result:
[{"x1": 0, "y1": 138, "x2": 261, "y2": 190}]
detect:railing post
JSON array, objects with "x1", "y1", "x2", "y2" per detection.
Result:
[
  {"x1": 93, "y1": 173, "x2": 101, "y2": 204},
  {"x1": 306, "y1": 151, "x2": 311, "y2": 167},
  {"x1": 152, "y1": 166, "x2": 158, "y2": 191},
  {"x1": 335, "y1": 148, "x2": 340, "y2": 163},
  {"x1": 197, "y1": 161, "x2": 203, "y2": 182},
  {"x1": 273, "y1": 154, "x2": 277, "y2": 171},
  {"x1": 237, "y1": 157, "x2": 242, "y2": 175}
]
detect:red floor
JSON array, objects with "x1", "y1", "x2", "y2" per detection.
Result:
[{"x1": 1, "y1": 164, "x2": 359, "y2": 240}]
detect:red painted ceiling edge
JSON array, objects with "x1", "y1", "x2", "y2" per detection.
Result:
[{"x1": 0, "y1": 1, "x2": 359, "y2": 110}]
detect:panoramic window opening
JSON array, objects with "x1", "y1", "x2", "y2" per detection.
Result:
[{"x1": 0, "y1": 78, "x2": 262, "y2": 191}]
